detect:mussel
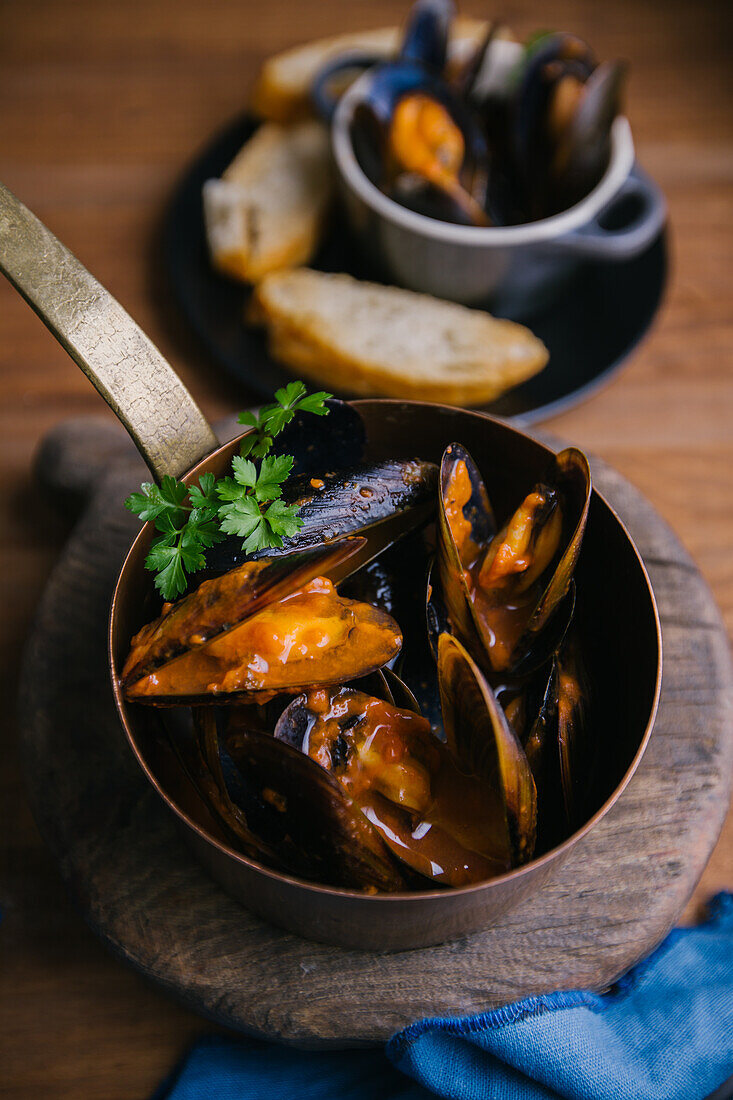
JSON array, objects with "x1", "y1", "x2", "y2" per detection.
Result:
[
  {"x1": 222, "y1": 721, "x2": 407, "y2": 890},
  {"x1": 434, "y1": 441, "x2": 590, "y2": 676},
  {"x1": 122, "y1": 453, "x2": 435, "y2": 704},
  {"x1": 347, "y1": 0, "x2": 491, "y2": 226},
  {"x1": 122, "y1": 443, "x2": 437, "y2": 706},
  {"x1": 124, "y1": 574, "x2": 403, "y2": 705},
  {"x1": 274, "y1": 628, "x2": 536, "y2": 886},
  {"x1": 555, "y1": 633, "x2": 591, "y2": 829},
  {"x1": 513, "y1": 629, "x2": 591, "y2": 848},
  {"x1": 438, "y1": 632, "x2": 536, "y2": 864},
  {"x1": 478, "y1": 31, "x2": 627, "y2": 222},
  {"x1": 206, "y1": 457, "x2": 438, "y2": 576},
  {"x1": 319, "y1": 0, "x2": 625, "y2": 226},
  {"x1": 120, "y1": 409, "x2": 595, "y2": 893},
  {"x1": 122, "y1": 538, "x2": 366, "y2": 687},
  {"x1": 400, "y1": 0, "x2": 454, "y2": 74}
]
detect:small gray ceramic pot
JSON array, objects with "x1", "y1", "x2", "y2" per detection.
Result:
[{"x1": 325, "y1": 66, "x2": 667, "y2": 310}]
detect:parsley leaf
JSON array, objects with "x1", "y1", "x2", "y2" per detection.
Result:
[
  {"x1": 125, "y1": 478, "x2": 186, "y2": 524},
  {"x1": 127, "y1": 382, "x2": 330, "y2": 600},
  {"x1": 145, "y1": 538, "x2": 188, "y2": 600},
  {"x1": 125, "y1": 483, "x2": 163, "y2": 522},
  {"x1": 231, "y1": 455, "x2": 258, "y2": 489},
  {"x1": 254, "y1": 454, "x2": 293, "y2": 501},
  {"x1": 187, "y1": 509, "x2": 225, "y2": 550},
  {"x1": 265, "y1": 498, "x2": 304, "y2": 539},
  {"x1": 188, "y1": 472, "x2": 218, "y2": 512},
  {"x1": 218, "y1": 495, "x2": 270, "y2": 553},
  {"x1": 296, "y1": 391, "x2": 333, "y2": 414},
  {"x1": 275, "y1": 380, "x2": 307, "y2": 407}
]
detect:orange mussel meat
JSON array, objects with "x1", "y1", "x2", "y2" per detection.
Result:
[
  {"x1": 289, "y1": 687, "x2": 511, "y2": 886},
  {"x1": 124, "y1": 577, "x2": 402, "y2": 703}
]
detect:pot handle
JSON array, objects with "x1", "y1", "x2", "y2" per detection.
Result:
[
  {"x1": 310, "y1": 52, "x2": 383, "y2": 123},
  {"x1": 553, "y1": 165, "x2": 667, "y2": 261},
  {"x1": 0, "y1": 181, "x2": 218, "y2": 482}
]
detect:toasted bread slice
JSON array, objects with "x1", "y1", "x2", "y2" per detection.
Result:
[
  {"x1": 202, "y1": 121, "x2": 333, "y2": 284},
  {"x1": 249, "y1": 270, "x2": 548, "y2": 407},
  {"x1": 251, "y1": 18, "x2": 491, "y2": 124}
]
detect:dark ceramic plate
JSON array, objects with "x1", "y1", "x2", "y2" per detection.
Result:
[{"x1": 163, "y1": 114, "x2": 668, "y2": 423}]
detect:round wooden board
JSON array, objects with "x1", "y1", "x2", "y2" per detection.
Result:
[{"x1": 19, "y1": 417, "x2": 733, "y2": 1048}]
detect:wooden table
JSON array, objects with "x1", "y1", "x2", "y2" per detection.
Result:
[{"x1": 1, "y1": 0, "x2": 731, "y2": 1095}]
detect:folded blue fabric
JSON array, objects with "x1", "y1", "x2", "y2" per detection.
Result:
[{"x1": 157, "y1": 893, "x2": 733, "y2": 1100}]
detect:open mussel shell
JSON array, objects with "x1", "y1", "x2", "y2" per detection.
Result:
[
  {"x1": 435, "y1": 441, "x2": 495, "y2": 665},
  {"x1": 515, "y1": 658, "x2": 566, "y2": 852},
  {"x1": 189, "y1": 707, "x2": 285, "y2": 868},
  {"x1": 516, "y1": 627, "x2": 591, "y2": 848},
  {"x1": 276, "y1": 686, "x2": 512, "y2": 887},
  {"x1": 510, "y1": 32, "x2": 626, "y2": 219},
  {"x1": 437, "y1": 633, "x2": 536, "y2": 865},
  {"x1": 556, "y1": 635, "x2": 591, "y2": 831},
  {"x1": 514, "y1": 33, "x2": 596, "y2": 176},
  {"x1": 220, "y1": 723, "x2": 406, "y2": 892},
  {"x1": 348, "y1": 50, "x2": 491, "y2": 227},
  {"x1": 559, "y1": 60, "x2": 627, "y2": 202},
  {"x1": 206, "y1": 457, "x2": 438, "y2": 578},
  {"x1": 124, "y1": 580, "x2": 403, "y2": 706},
  {"x1": 436, "y1": 442, "x2": 590, "y2": 676},
  {"x1": 525, "y1": 448, "x2": 591, "y2": 642},
  {"x1": 121, "y1": 537, "x2": 366, "y2": 688},
  {"x1": 399, "y1": 0, "x2": 454, "y2": 73}
]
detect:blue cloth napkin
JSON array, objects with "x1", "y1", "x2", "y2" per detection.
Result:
[{"x1": 156, "y1": 893, "x2": 733, "y2": 1100}]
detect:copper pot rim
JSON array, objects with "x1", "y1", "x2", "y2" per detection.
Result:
[{"x1": 109, "y1": 401, "x2": 663, "y2": 904}]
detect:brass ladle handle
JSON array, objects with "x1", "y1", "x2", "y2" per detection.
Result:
[{"x1": 0, "y1": 181, "x2": 219, "y2": 481}]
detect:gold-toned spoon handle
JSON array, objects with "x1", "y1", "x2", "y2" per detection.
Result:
[{"x1": 0, "y1": 181, "x2": 218, "y2": 481}]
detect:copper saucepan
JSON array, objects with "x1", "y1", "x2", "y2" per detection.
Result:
[{"x1": 0, "y1": 182, "x2": 661, "y2": 951}]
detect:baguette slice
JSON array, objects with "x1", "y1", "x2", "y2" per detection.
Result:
[
  {"x1": 202, "y1": 121, "x2": 332, "y2": 284},
  {"x1": 251, "y1": 18, "x2": 491, "y2": 124},
  {"x1": 250, "y1": 270, "x2": 549, "y2": 407}
]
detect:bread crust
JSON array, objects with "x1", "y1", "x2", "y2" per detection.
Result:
[
  {"x1": 202, "y1": 121, "x2": 333, "y2": 284},
  {"x1": 250, "y1": 19, "x2": 491, "y2": 124},
  {"x1": 249, "y1": 271, "x2": 549, "y2": 407}
]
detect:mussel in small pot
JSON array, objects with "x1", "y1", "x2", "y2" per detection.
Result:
[
  {"x1": 518, "y1": 34, "x2": 626, "y2": 218},
  {"x1": 477, "y1": 30, "x2": 627, "y2": 222},
  {"x1": 345, "y1": 0, "x2": 492, "y2": 226}
]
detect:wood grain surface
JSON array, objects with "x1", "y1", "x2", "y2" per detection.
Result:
[{"x1": 1, "y1": 0, "x2": 731, "y2": 1095}]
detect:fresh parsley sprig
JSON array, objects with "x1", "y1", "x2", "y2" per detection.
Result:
[{"x1": 125, "y1": 383, "x2": 332, "y2": 600}]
